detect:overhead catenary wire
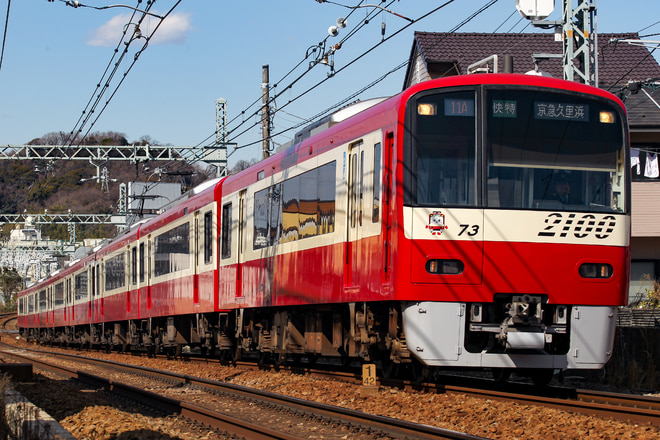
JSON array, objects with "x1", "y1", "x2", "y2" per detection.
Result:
[
  {"x1": 227, "y1": 0, "x2": 501, "y2": 152},
  {"x1": 153, "y1": 0, "x2": 402, "y2": 178},
  {"x1": 191, "y1": 0, "x2": 499, "y2": 160},
  {"x1": 154, "y1": 0, "x2": 501, "y2": 181},
  {"x1": 64, "y1": 0, "x2": 183, "y2": 147},
  {"x1": 159, "y1": 0, "x2": 500, "y2": 181},
  {"x1": 224, "y1": 0, "x2": 462, "y2": 149},
  {"x1": 0, "y1": 0, "x2": 10, "y2": 73},
  {"x1": 222, "y1": 0, "x2": 380, "y2": 135}
]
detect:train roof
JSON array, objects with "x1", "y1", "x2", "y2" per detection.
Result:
[{"x1": 138, "y1": 177, "x2": 223, "y2": 236}]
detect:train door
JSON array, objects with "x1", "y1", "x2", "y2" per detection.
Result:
[
  {"x1": 236, "y1": 190, "x2": 246, "y2": 299},
  {"x1": 130, "y1": 244, "x2": 137, "y2": 315},
  {"x1": 193, "y1": 211, "x2": 200, "y2": 304},
  {"x1": 48, "y1": 285, "x2": 53, "y2": 327},
  {"x1": 346, "y1": 140, "x2": 365, "y2": 288},
  {"x1": 88, "y1": 266, "x2": 93, "y2": 319},
  {"x1": 136, "y1": 240, "x2": 146, "y2": 314}
]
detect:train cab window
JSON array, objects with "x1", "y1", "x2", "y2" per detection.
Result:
[
  {"x1": 405, "y1": 90, "x2": 477, "y2": 207},
  {"x1": 221, "y1": 203, "x2": 232, "y2": 259},
  {"x1": 204, "y1": 210, "x2": 213, "y2": 264},
  {"x1": 486, "y1": 88, "x2": 626, "y2": 213}
]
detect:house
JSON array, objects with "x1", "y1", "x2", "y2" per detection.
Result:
[{"x1": 403, "y1": 32, "x2": 660, "y2": 304}]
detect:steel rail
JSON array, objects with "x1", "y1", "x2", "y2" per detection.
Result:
[{"x1": 0, "y1": 346, "x2": 486, "y2": 440}]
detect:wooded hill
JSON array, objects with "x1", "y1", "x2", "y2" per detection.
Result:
[{"x1": 0, "y1": 131, "x2": 213, "y2": 241}]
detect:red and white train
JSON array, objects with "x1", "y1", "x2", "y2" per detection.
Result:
[{"x1": 18, "y1": 73, "x2": 630, "y2": 384}]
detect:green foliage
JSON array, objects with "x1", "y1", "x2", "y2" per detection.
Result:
[
  {"x1": 0, "y1": 267, "x2": 22, "y2": 312},
  {"x1": 0, "y1": 130, "x2": 211, "y2": 244},
  {"x1": 638, "y1": 278, "x2": 660, "y2": 309}
]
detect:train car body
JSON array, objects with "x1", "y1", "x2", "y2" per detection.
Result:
[{"x1": 18, "y1": 74, "x2": 630, "y2": 382}]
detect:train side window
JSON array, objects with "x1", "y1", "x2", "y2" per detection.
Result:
[
  {"x1": 154, "y1": 223, "x2": 190, "y2": 277},
  {"x1": 139, "y1": 243, "x2": 145, "y2": 283},
  {"x1": 54, "y1": 282, "x2": 64, "y2": 307},
  {"x1": 39, "y1": 290, "x2": 46, "y2": 312},
  {"x1": 373, "y1": 143, "x2": 381, "y2": 223},
  {"x1": 75, "y1": 271, "x2": 88, "y2": 302},
  {"x1": 105, "y1": 253, "x2": 126, "y2": 290},
  {"x1": 221, "y1": 203, "x2": 232, "y2": 259},
  {"x1": 131, "y1": 247, "x2": 138, "y2": 285},
  {"x1": 204, "y1": 210, "x2": 213, "y2": 264}
]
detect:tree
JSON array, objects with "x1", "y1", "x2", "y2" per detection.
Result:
[
  {"x1": 0, "y1": 267, "x2": 22, "y2": 312},
  {"x1": 230, "y1": 158, "x2": 258, "y2": 175}
]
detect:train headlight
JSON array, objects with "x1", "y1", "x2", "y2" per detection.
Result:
[
  {"x1": 578, "y1": 263, "x2": 613, "y2": 279},
  {"x1": 417, "y1": 103, "x2": 437, "y2": 116},
  {"x1": 599, "y1": 111, "x2": 615, "y2": 124},
  {"x1": 426, "y1": 259, "x2": 464, "y2": 275}
]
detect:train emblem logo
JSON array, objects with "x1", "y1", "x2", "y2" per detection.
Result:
[{"x1": 426, "y1": 211, "x2": 448, "y2": 235}]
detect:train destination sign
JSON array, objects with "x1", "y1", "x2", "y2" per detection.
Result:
[{"x1": 534, "y1": 102, "x2": 589, "y2": 121}]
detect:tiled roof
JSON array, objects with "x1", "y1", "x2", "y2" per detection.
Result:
[
  {"x1": 406, "y1": 32, "x2": 660, "y2": 129},
  {"x1": 625, "y1": 88, "x2": 660, "y2": 128},
  {"x1": 409, "y1": 32, "x2": 660, "y2": 89}
]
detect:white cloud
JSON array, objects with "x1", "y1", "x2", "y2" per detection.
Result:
[{"x1": 87, "y1": 12, "x2": 192, "y2": 47}]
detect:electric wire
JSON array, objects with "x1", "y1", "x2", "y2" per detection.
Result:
[
  {"x1": 0, "y1": 0, "x2": 10, "y2": 73},
  {"x1": 222, "y1": 1, "x2": 382, "y2": 134},
  {"x1": 492, "y1": 9, "x2": 516, "y2": 33},
  {"x1": 229, "y1": 0, "x2": 501, "y2": 152},
  {"x1": 145, "y1": 0, "x2": 501, "y2": 180},
  {"x1": 65, "y1": 0, "x2": 183, "y2": 147},
  {"x1": 224, "y1": 0, "x2": 461, "y2": 148},
  {"x1": 64, "y1": 3, "x2": 143, "y2": 145},
  {"x1": 158, "y1": 0, "x2": 499, "y2": 181}
]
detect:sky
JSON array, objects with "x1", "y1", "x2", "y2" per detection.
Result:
[{"x1": 1, "y1": 0, "x2": 658, "y2": 168}]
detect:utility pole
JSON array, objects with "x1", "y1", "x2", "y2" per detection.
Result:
[
  {"x1": 214, "y1": 98, "x2": 228, "y2": 177},
  {"x1": 261, "y1": 65, "x2": 271, "y2": 160}
]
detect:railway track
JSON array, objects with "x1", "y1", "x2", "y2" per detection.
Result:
[
  {"x1": 148, "y1": 350, "x2": 660, "y2": 428},
  {"x1": 0, "y1": 344, "x2": 484, "y2": 439}
]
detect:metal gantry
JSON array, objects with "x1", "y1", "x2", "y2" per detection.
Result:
[
  {"x1": 0, "y1": 212, "x2": 126, "y2": 240},
  {"x1": 0, "y1": 142, "x2": 230, "y2": 177},
  {"x1": 528, "y1": 0, "x2": 598, "y2": 86}
]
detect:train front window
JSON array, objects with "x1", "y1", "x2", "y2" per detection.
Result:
[
  {"x1": 486, "y1": 89, "x2": 626, "y2": 213},
  {"x1": 404, "y1": 90, "x2": 477, "y2": 206}
]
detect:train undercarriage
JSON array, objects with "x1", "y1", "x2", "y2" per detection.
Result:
[
  {"x1": 21, "y1": 296, "x2": 591, "y2": 385},
  {"x1": 22, "y1": 302, "x2": 413, "y2": 372}
]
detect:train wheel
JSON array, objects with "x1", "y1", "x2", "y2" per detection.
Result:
[
  {"x1": 491, "y1": 368, "x2": 512, "y2": 383},
  {"x1": 531, "y1": 369, "x2": 554, "y2": 387}
]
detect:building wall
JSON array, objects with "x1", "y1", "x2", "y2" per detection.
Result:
[
  {"x1": 631, "y1": 181, "x2": 660, "y2": 236},
  {"x1": 629, "y1": 181, "x2": 660, "y2": 305}
]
